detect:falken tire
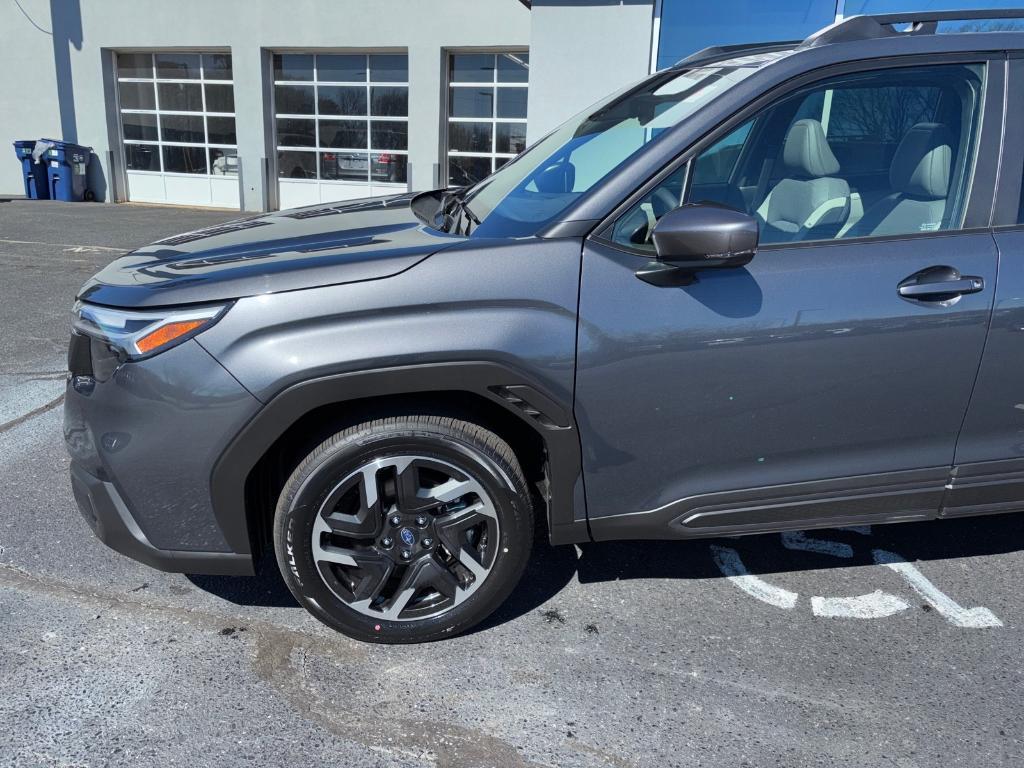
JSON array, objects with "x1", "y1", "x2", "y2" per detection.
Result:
[{"x1": 273, "y1": 415, "x2": 534, "y2": 643}]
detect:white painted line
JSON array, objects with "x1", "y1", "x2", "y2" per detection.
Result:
[
  {"x1": 811, "y1": 590, "x2": 909, "y2": 619},
  {"x1": 873, "y1": 549, "x2": 1003, "y2": 628},
  {"x1": 710, "y1": 545, "x2": 798, "y2": 609},
  {"x1": 781, "y1": 531, "x2": 853, "y2": 559},
  {"x1": 0, "y1": 238, "x2": 126, "y2": 253}
]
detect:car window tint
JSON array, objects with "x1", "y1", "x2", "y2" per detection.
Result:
[{"x1": 609, "y1": 63, "x2": 985, "y2": 253}]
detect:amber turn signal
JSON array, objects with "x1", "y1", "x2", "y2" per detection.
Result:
[{"x1": 135, "y1": 319, "x2": 208, "y2": 354}]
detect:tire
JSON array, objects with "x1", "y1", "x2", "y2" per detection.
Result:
[{"x1": 273, "y1": 415, "x2": 534, "y2": 643}]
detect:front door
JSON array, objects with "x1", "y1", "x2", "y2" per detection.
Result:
[{"x1": 575, "y1": 58, "x2": 1001, "y2": 538}]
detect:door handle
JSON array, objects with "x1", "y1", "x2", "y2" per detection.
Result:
[{"x1": 897, "y1": 265, "x2": 984, "y2": 302}]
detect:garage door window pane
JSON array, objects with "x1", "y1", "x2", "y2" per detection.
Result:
[
  {"x1": 497, "y1": 53, "x2": 529, "y2": 83},
  {"x1": 158, "y1": 82, "x2": 203, "y2": 112},
  {"x1": 162, "y1": 145, "x2": 207, "y2": 174},
  {"x1": 210, "y1": 149, "x2": 238, "y2": 175},
  {"x1": 322, "y1": 151, "x2": 369, "y2": 181},
  {"x1": 496, "y1": 88, "x2": 528, "y2": 119},
  {"x1": 156, "y1": 53, "x2": 200, "y2": 79},
  {"x1": 449, "y1": 156, "x2": 492, "y2": 186},
  {"x1": 122, "y1": 113, "x2": 158, "y2": 141},
  {"x1": 371, "y1": 121, "x2": 408, "y2": 151},
  {"x1": 275, "y1": 84, "x2": 315, "y2": 115},
  {"x1": 274, "y1": 54, "x2": 314, "y2": 82},
  {"x1": 450, "y1": 88, "x2": 493, "y2": 118},
  {"x1": 496, "y1": 122, "x2": 526, "y2": 154},
  {"x1": 207, "y1": 116, "x2": 237, "y2": 145},
  {"x1": 125, "y1": 143, "x2": 160, "y2": 171},
  {"x1": 277, "y1": 118, "x2": 316, "y2": 147},
  {"x1": 119, "y1": 81, "x2": 156, "y2": 110},
  {"x1": 278, "y1": 150, "x2": 316, "y2": 179},
  {"x1": 371, "y1": 86, "x2": 408, "y2": 117},
  {"x1": 160, "y1": 114, "x2": 205, "y2": 143},
  {"x1": 449, "y1": 122, "x2": 492, "y2": 153},
  {"x1": 205, "y1": 84, "x2": 234, "y2": 113},
  {"x1": 450, "y1": 54, "x2": 494, "y2": 83},
  {"x1": 372, "y1": 152, "x2": 407, "y2": 183},
  {"x1": 319, "y1": 55, "x2": 366, "y2": 82},
  {"x1": 203, "y1": 54, "x2": 233, "y2": 80},
  {"x1": 370, "y1": 55, "x2": 408, "y2": 83},
  {"x1": 319, "y1": 86, "x2": 367, "y2": 116},
  {"x1": 118, "y1": 53, "x2": 153, "y2": 79},
  {"x1": 320, "y1": 121, "x2": 368, "y2": 149}
]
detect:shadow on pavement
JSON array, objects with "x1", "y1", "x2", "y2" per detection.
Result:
[
  {"x1": 185, "y1": 511, "x2": 1024, "y2": 626},
  {"x1": 186, "y1": 554, "x2": 299, "y2": 608},
  {"x1": 575, "y1": 511, "x2": 1024, "y2": 583}
]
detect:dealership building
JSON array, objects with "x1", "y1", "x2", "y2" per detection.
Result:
[{"x1": 0, "y1": 0, "x2": 1007, "y2": 212}]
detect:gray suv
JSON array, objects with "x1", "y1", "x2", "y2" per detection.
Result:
[{"x1": 65, "y1": 11, "x2": 1024, "y2": 642}]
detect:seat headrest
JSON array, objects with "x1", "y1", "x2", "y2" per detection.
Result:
[
  {"x1": 890, "y1": 122, "x2": 952, "y2": 200},
  {"x1": 782, "y1": 119, "x2": 841, "y2": 178}
]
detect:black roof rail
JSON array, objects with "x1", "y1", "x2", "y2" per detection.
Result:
[
  {"x1": 801, "y1": 9, "x2": 1024, "y2": 48},
  {"x1": 672, "y1": 40, "x2": 800, "y2": 70}
]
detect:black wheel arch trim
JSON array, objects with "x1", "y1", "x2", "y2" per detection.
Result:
[{"x1": 209, "y1": 361, "x2": 590, "y2": 558}]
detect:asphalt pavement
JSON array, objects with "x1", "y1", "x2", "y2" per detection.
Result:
[{"x1": 1, "y1": 198, "x2": 1022, "y2": 768}]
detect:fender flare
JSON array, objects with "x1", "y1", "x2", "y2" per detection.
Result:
[{"x1": 208, "y1": 361, "x2": 590, "y2": 556}]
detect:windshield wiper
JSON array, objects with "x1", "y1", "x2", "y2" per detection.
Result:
[{"x1": 438, "y1": 187, "x2": 480, "y2": 234}]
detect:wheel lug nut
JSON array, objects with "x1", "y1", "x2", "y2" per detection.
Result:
[
  {"x1": 415, "y1": 515, "x2": 428, "y2": 527},
  {"x1": 389, "y1": 514, "x2": 401, "y2": 526},
  {"x1": 422, "y1": 538, "x2": 433, "y2": 548},
  {"x1": 381, "y1": 536, "x2": 393, "y2": 548},
  {"x1": 400, "y1": 549, "x2": 411, "y2": 561}
]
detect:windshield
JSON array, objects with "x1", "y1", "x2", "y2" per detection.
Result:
[{"x1": 455, "y1": 62, "x2": 762, "y2": 238}]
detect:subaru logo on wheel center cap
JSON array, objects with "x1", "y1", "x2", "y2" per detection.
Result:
[{"x1": 399, "y1": 527, "x2": 416, "y2": 547}]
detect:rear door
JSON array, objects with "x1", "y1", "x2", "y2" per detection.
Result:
[
  {"x1": 946, "y1": 54, "x2": 1024, "y2": 516},
  {"x1": 575, "y1": 55, "x2": 1003, "y2": 538}
]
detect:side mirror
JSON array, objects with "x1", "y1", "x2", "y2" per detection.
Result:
[{"x1": 637, "y1": 202, "x2": 758, "y2": 287}]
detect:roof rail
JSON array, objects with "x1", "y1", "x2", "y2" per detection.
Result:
[
  {"x1": 801, "y1": 9, "x2": 1024, "y2": 48},
  {"x1": 673, "y1": 40, "x2": 800, "y2": 70}
]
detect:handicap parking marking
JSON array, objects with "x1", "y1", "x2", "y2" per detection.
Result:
[
  {"x1": 712, "y1": 530, "x2": 1004, "y2": 628},
  {"x1": 710, "y1": 545, "x2": 798, "y2": 609},
  {"x1": 873, "y1": 549, "x2": 1003, "y2": 629},
  {"x1": 811, "y1": 590, "x2": 910, "y2": 619}
]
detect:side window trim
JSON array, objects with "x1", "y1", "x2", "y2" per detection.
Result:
[
  {"x1": 995, "y1": 55, "x2": 1024, "y2": 227},
  {"x1": 594, "y1": 52, "x2": 1003, "y2": 256}
]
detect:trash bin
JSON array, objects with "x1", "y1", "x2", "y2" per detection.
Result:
[
  {"x1": 12, "y1": 140, "x2": 50, "y2": 199},
  {"x1": 41, "y1": 139, "x2": 94, "y2": 202}
]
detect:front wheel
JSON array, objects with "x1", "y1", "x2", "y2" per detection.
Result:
[{"x1": 273, "y1": 415, "x2": 534, "y2": 643}]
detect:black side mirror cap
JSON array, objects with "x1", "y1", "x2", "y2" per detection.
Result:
[{"x1": 638, "y1": 202, "x2": 758, "y2": 286}]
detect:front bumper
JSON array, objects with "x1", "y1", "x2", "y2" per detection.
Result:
[
  {"x1": 64, "y1": 336, "x2": 262, "y2": 575},
  {"x1": 70, "y1": 462, "x2": 253, "y2": 575}
]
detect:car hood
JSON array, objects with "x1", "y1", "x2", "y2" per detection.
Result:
[{"x1": 78, "y1": 194, "x2": 461, "y2": 308}]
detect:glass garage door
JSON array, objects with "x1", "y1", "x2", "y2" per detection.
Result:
[
  {"x1": 116, "y1": 52, "x2": 240, "y2": 208},
  {"x1": 446, "y1": 52, "x2": 528, "y2": 186},
  {"x1": 273, "y1": 53, "x2": 409, "y2": 210}
]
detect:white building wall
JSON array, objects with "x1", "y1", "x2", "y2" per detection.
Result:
[
  {"x1": 525, "y1": 0, "x2": 655, "y2": 143},
  {"x1": 0, "y1": 0, "x2": 530, "y2": 210}
]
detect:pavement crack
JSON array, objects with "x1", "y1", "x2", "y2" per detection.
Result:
[{"x1": 0, "y1": 393, "x2": 65, "y2": 434}]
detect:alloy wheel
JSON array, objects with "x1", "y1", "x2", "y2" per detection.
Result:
[{"x1": 310, "y1": 455, "x2": 500, "y2": 622}]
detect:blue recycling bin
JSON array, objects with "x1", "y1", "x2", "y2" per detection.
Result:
[
  {"x1": 41, "y1": 139, "x2": 93, "y2": 202},
  {"x1": 12, "y1": 140, "x2": 50, "y2": 199}
]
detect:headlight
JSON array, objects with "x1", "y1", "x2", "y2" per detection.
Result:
[{"x1": 72, "y1": 301, "x2": 230, "y2": 361}]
